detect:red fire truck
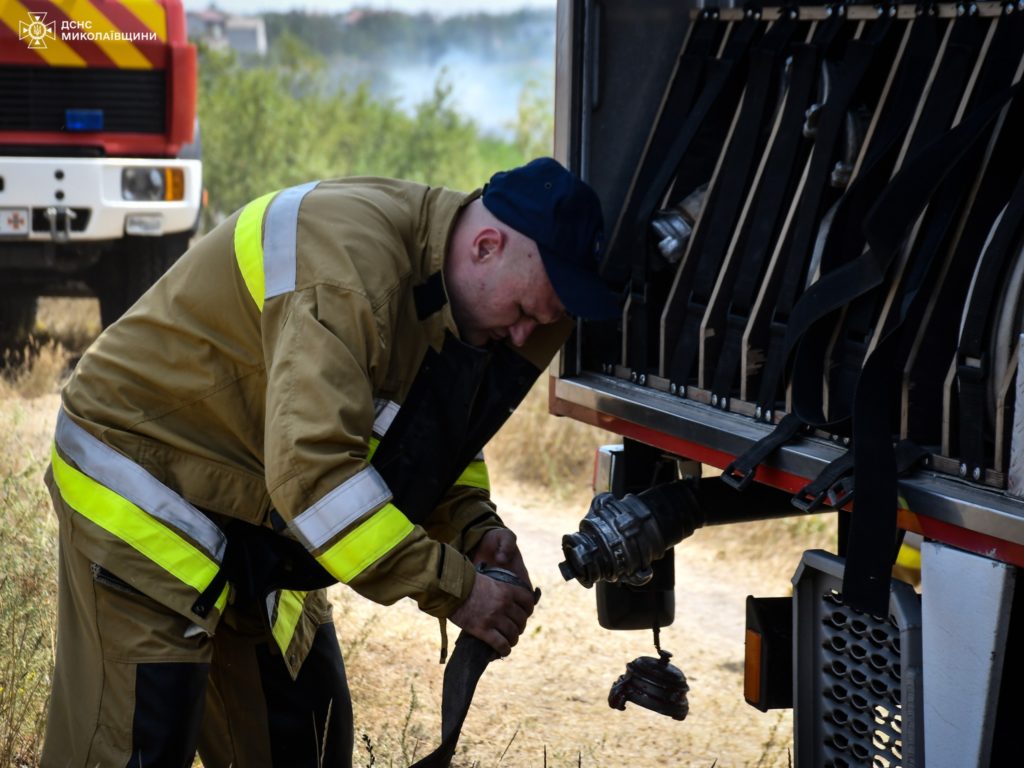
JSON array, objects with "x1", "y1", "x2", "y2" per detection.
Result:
[{"x1": 0, "y1": 0, "x2": 201, "y2": 340}]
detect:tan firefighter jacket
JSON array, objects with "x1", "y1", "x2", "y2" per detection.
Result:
[{"x1": 50, "y1": 177, "x2": 570, "y2": 677}]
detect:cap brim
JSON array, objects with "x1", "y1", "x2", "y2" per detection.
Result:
[{"x1": 539, "y1": 245, "x2": 621, "y2": 321}]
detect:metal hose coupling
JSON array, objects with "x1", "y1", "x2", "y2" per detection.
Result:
[{"x1": 558, "y1": 480, "x2": 704, "y2": 588}]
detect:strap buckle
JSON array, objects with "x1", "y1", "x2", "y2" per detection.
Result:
[
  {"x1": 721, "y1": 460, "x2": 756, "y2": 491},
  {"x1": 791, "y1": 485, "x2": 830, "y2": 513},
  {"x1": 957, "y1": 353, "x2": 987, "y2": 382},
  {"x1": 827, "y1": 477, "x2": 855, "y2": 508}
]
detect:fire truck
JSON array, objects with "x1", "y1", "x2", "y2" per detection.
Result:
[
  {"x1": 0, "y1": 0, "x2": 201, "y2": 341},
  {"x1": 551, "y1": 1, "x2": 1024, "y2": 765}
]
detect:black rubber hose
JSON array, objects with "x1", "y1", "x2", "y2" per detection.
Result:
[{"x1": 636, "y1": 480, "x2": 706, "y2": 545}]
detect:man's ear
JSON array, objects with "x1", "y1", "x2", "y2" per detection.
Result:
[{"x1": 471, "y1": 227, "x2": 505, "y2": 263}]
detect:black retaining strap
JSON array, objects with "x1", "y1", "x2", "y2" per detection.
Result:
[
  {"x1": 715, "y1": 17, "x2": 897, "y2": 483},
  {"x1": 721, "y1": 412, "x2": 805, "y2": 491},
  {"x1": 624, "y1": 11, "x2": 761, "y2": 373},
  {"x1": 786, "y1": 58, "x2": 1009, "y2": 430},
  {"x1": 721, "y1": 84, "x2": 1021, "y2": 609},
  {"x1": 791, "y1": 450, "x2": 856, "y2": 513},
  {"x1": 603, "y1": 11, "x2": 721, "y2": 281},
  {"x1": 706, "y1": 41, "x2": 821, "y2": 399},
  {"x1": 660, "y1": 12, "x2": 800, "y2": 388},
  {"x1": 840, "y1": 80, "x2": 1024, "y2": 614},
  {"x1": 901, "y1": 6, "x2": 1024, "y2": 445},
  {"x1": 957, "y1": 173, "x2": 1024, "y2": 476},
  {"x1": 668, "y1": 9, "x2": 845, "y2": 390},
  {"x1": 605, "y1": 10, "x2": 727, "y2": 373},
  {"x1": 828, "y1": 5, "x2": 1018, "y2": 427},
  {"x1": 951, "y1": 5, "x2": 1024, "y2": 475},
  {"x1": 792, "y1": 439, "x2": 928, "y2": 514},
  {"x1": 768, "y1": 21, "x2": 897, "y2": 379},
  {"x1": 755, "y1": 10, "x2": 945, "y2": 416}
]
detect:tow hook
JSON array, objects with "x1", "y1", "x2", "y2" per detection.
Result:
[{"x1": 44, "y1": 206, "x2": 76, "y2": 243}]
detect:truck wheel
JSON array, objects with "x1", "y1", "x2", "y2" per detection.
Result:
[
  {"x1": 0, "y1": 294, "x2": 39, "y2": 351},
  {"x1": 94, "y1": 233, "x2": 190, "y2": 327}
]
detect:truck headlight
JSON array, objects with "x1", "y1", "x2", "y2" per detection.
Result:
[{"x1": 122, "y1": 168, "x2": 185, "y2": 201}]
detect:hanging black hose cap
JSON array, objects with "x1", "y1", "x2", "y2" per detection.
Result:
[{"x1": 608, "y1": 649, "x2": 689, "y2": 721}]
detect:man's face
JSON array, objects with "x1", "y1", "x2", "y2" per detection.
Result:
[{"x1": 448, "y1": 236, "x2": 566, "y2": 348}]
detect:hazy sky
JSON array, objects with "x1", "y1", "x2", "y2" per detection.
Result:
[{"x1": 183, "y1": 0, "x2": 556, "y2": 16}]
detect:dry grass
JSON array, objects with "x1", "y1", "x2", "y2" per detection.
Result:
[
  {"x1": 33, "y1": 297, "x2": 101, "y2": 354},
  {"x1": 0, "y1": 402, "x2": 60, "y2": 767},
  {"x1": 0, "y1": 341, "x2": 71, "y2": 400},
  {"x1": 0, "y1": 297, "x2": 100, "y2": 401},
  {"x1": 0, "y1": 299, "x2": 97, "y2": 764}
]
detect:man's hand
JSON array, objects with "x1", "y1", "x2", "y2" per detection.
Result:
[
  {"x1": 470, "y1": 528, "x2": 532, "y2": 590},
  {"x1": 449, "y1": 570, "x2": 535, "y2": 657}
]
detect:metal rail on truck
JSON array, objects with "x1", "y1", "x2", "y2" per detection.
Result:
[{"x1": 551, "y1": 371, "x2": 1024, "y2": 567}]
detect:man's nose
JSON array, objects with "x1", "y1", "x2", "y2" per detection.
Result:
[{"x1": 508, "y1": 318, "x2": 537, "y2": 347}]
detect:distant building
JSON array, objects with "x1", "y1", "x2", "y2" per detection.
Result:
[{"x1": 187, "y1": 6, "x2": 267, "y2": 56}]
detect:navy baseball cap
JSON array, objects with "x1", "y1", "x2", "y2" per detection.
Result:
[{"x1": 482, "y1": 157, "x2": 621, "y2": 320}]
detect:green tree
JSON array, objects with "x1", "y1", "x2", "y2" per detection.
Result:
[{"x1": 512, "y1": 78, "x2": 555, "y2": 159}]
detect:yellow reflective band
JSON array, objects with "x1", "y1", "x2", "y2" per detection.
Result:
[
  {"x1": 455, "y1": 460, "x2": 490, "y2": 491},
  {"x1": 51, "y1": 445, "x2": 220, "y2": 595},
  {"x1": 272, "y1": 590, "x2": 307, "y2": 654},
  {"x1": 316, "y1": 503, "x2": 413, "y2": 583},
  {"x1": 233, "y1": 191, "x2": 277, "y2": 311},
  {"x1": 61, "y1": 0, "x2": 152, "y2": 69},
  {"x1": 368, "y1": 436, "x2": 380, "y2": 460},
  {"x1": 122, "y1": 0, "x2": 167, "y2": 41},
  {"x1": 215, "y1": 582, "x2": 229, "y2": 614},
  {"x1": 896, "y1": 543, "x2": 922, "y2": 570}
]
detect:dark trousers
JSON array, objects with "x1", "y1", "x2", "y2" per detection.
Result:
[{"x1": 41, "y1": 508, "x2": 354, "y2": 768}]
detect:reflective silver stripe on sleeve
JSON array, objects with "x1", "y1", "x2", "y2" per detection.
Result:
[
  {"x1": 475, "y1": 450, "x2": 485, "y2": 461},
  {"x1": 289, "y1": 465, "x2": 392, "y2": 551},
  {"x1": 55, "y1": 410, "x2": 227, "y2": 561},
  {"x1": 266, "y1": 590, "x2": 280, "y2": 625},
  {"x1": 372, "y1": 399, "x2": 400, "y2": 438},
  {"x1": 263, "y1": 180, "x2": 319, "y2": 300}
]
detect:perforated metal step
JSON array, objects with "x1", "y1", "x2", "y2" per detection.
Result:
[{"x1": 793, "y1": 550, "x2": 923, "y2": 768}]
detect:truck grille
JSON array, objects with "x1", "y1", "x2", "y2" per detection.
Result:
[
  {"x1": 0, "y1": 66, "x2": 166, "y2": 134},
  {"x1": 794, "y1": 551, "x2": 922, "y2": 768}
]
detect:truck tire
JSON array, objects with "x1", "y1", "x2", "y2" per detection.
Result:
[
  {"x1": 94, "y1": 233, "x2": 190, "y2": 327},
  {"x1": 0, "y1": 294, "x2": 38, "y2": 351}
]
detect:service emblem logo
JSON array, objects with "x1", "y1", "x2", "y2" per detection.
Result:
[{"x1": 19, "y1": 12, "x2": 56, "y2": 50}]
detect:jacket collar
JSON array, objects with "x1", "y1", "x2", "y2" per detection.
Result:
[{"x1": 418, "y1": 186, "x2": 482, "y2": 340}]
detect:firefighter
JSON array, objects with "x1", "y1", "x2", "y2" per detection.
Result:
[{"x1": 42, "y1": 158, "x2": 619, "y2": 768}]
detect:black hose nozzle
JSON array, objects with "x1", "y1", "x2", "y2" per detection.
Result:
[{"x1": 558, "y1": 480, "x2": 704, "y2": 588}]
